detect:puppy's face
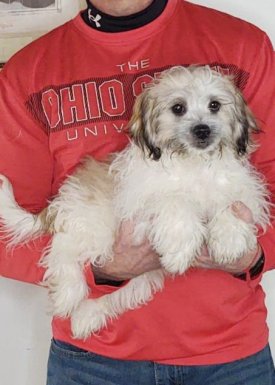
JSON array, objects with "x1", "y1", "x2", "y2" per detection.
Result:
[{"x1": 130, "y1": 66, "x2": 258, "y2": 160}]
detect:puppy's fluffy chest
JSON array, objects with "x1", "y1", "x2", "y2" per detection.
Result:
[{"x1": 112, "y1": 145, "x2": 254, "y2": 219}]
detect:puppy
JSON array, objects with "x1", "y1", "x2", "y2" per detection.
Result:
[{"x1": 0, "y1": 66, "x2": 270, "y2": 339}]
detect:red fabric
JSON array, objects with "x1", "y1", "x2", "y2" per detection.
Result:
[{"x1": 0, "y1": 0, "x2": 275, "y2": 364}]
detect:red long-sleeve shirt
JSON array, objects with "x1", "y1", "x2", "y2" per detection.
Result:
[{"x1": 1, "y1": 0, "x2": 275, "y2": 364}]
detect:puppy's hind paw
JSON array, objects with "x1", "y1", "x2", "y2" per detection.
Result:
[
  {"x1": 71, "y1": 299, "x2": 109, "y2": 339},
  {"x1": 0, "y1": 175, "x2": 13, "y2": 199},
  {"x1": 0, "y1": 174, "x2": 10, "y2": 188}
]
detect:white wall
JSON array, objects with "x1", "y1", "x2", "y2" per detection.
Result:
[{"x1": 0, "y1": 1, "x2": 274, "y2": 385}]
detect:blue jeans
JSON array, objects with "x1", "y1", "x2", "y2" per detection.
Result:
[{"x1": 47, "y1": 339, "x2": 275, "y2": 385}]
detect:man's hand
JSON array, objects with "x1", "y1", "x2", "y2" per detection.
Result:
[
  {"x1": 194, "y1": 202, "x2": 262, "y2": 274},
  {"x1": 93, "y1": 220, "x2": 161, "y2": 281}
]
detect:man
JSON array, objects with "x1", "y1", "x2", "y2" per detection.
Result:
[{"x1": 0, "y1": 1, "x2": 275, "y2": 384}]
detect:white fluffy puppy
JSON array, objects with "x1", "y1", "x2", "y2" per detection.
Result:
[{"x1": 0, "y1": 66, "x2": 270, "y2": 339}]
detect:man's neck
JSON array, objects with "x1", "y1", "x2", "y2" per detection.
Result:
[{"x1": 89, "y1": 0, "x2": 154, "y2": 17}]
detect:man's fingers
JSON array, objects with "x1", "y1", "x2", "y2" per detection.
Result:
[
  {"x1": 231, "y1": 201, "x2": 254, "y2": 224},
  {"x1": 115, "y1": 220, "x2": 135, "y2": 246}
]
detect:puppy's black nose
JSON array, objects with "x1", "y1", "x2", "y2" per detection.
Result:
[{"x1": 192, "y1": 124, "x2": 211, "y2": 140}]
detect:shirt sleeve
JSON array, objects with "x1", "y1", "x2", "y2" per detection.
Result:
[
  {"x1": 0, "y1": 69, "x2": 53, "y2": 285},
  {"x1": 245, "y1": 34, "x2": 275, "y2": 272}
]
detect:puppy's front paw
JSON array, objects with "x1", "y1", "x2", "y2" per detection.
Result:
[
  {"x1": 160, "y1": 232, "x2": 204, "y2": 274},
  {"x1": 152, "y1": 214, "x2": 206, "y2": 275},
  {"x1": 208, "y1": 214, "x2": 257, "y2": 263},
  {"x1": 71, "y1": 299, "x2": 109, "y2": 339},
  {"x1": 161, "y1": 251, "x2": 194, "y2": 275}
]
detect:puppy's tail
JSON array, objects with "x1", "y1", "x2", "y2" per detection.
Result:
[{"x1": 0, "y1": 175, "x2": 51, "y2": 247}]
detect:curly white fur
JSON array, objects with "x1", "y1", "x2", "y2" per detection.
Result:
[{"x1": 0, "y1": 66, "x2": 270, "y2": 339}]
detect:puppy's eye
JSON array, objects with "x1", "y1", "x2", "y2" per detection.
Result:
[
  {"x1": 209, "y1": 101, "x2": 221, "y2": 113},
  {"x1": 171, "y1": 103, "x2": 186, "y2": 116}
]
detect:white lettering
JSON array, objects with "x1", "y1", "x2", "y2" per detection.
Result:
[{"x1": 116, "y1": 58, "x2": 151, "y2": 72}]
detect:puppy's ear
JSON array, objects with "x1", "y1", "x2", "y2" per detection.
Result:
[
  {"x1": 129, "y1": 90, "x2": 162, "y2": 161},
  {"x1": 232, "y1": 91, "x2": 259, "y2": 156}
]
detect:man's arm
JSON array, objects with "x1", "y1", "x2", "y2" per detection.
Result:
[
  {"x1": 0, "y1": 68, "x2": 53, "y2": 285},
  {"x1": 246, "y1": 35, "x2": 275, "y2": 272}
]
